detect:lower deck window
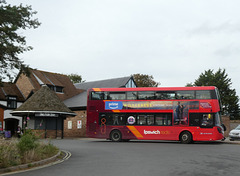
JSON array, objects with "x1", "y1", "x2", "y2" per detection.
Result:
[
  {"x1": 99, "y1": 113, "x2": 172, "y2": 126},
  {"x1": 155, "y1": 114, "x2": 172, "y2": 126},
  {"x1": 189, "y1": 113, "x2": 214, "y2": 128}
]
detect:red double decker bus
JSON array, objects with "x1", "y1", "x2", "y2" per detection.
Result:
[{"x1": 86, "y1": 86, "x2": 225, "y2": 143}]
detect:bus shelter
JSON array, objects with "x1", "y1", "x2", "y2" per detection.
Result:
[{"x1": 11, "y1": 85, "x2": 76, "y2": 138}]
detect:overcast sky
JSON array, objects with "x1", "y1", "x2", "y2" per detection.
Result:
[{"x1": 7, "y1": 0, "x2": 240, "y2": 96}]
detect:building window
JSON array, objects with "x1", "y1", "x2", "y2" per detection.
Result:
[
  {"x1": 55, "y1": 86, "x2": 63, "y2": 93},
  {"x1": 47, "y1": 85, "x2": 64, "y2": 93},
  {"x1": 7, "y1": 96, "x2": 17, "y2": 109}
]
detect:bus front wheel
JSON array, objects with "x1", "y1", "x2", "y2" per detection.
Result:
[
  {"x1": 110, "y1": 130, "x2": 122, "y2": 142},
  {"x1": 180, "y1": 131, "x2": 192, "y2": 144}
]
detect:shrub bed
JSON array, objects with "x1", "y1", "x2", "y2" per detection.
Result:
[{"x1": 0, "y1": 130, "x2": 59, "y2": 169}]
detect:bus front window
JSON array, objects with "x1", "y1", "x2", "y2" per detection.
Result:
[{"x1": 215, "y1": 112, "x2": 221, "y2": 126}]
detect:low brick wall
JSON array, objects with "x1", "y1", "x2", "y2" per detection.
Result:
[
  {"x1": 32, "y1": 129, "x2": 63, "y2": 139},
  {"x1": 230, "y1": 120, "x2": 240, "y2": 130},
  {"x1": 222, "y1": 117, "x2": 240, "y2": 137},
  {"x1": 222, "y1": 115, "x2": 230, "y2": 137},
  {"x1": 64, "y1": 110, "x2": 87, "y2": 138}
]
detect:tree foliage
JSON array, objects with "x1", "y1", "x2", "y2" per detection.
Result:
[
  {"x1": 132, "y1": 74, "x2": 159, "y2": 87},
  {"x1": 0, "y1": 0, "x2": 40, "y2": 82},
  {"x1": 68, "y1": 73, "x2": 85, "y2": 84},
  {"x1": 187, "y1": 68, "x2": 240, "y2": 119}
]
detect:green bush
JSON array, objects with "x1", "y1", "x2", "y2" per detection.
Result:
[{"x1": 17, "y1": 130, "x2": 39, "y2": 154}]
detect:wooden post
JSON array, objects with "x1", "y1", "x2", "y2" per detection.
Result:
[
  {"x1": 44, "y1": 118, "x2": 47, "y2": 138},
  {"x1": 56, "y1": 117, "x2": 58, "y2": 138},
  {"x1": 61, "y1": 116, "x2": 64, "y2": 139}
]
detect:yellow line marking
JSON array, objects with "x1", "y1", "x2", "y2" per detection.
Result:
[
  {"x1": 127, "y1": 126, "x2": 143, "y2": 138},
  {"x1": 112, "y1": 110, "x2": 120, "y2": 112}
]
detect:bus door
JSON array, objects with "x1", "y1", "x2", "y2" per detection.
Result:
[{"x1": 189, "y1": 113, "x2": 214, "y2": 140}]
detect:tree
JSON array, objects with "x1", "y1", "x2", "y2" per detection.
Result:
[
  {"x1": 187, "y1": 68, "x2": 240, "y2": 119},
  {"x1": 0, "y1": 0, "x2": 40, "y2": 83},
  {"x1": 132, "y1": 74, "x2": 159, "y2": 87},
  {"x1": 68, "y1": 73, "x2": 85, "y2": 84}
]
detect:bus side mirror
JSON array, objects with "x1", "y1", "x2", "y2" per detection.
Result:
[{"x1": 221, "y1": 124, "x2": 226, "y2": 131}]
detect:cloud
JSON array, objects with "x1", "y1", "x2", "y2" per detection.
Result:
[
  {"x1": 215, "y1": 44, "x2": 240, "y2": 57},
  {"x1": 189, "y1": 21, "x2": 240, "y2": 35}
]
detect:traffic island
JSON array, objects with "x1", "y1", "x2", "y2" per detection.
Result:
[{"x1": 0, "y1": 150, "x2": 65, "y2": 174}]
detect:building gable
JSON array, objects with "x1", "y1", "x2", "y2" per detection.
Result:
[
  {"x1": 0, "y1": 82, "x2": 25, "y2": 102},
  {"x1": 15, "y1": 69, "x2": 80, "y2": 101}
]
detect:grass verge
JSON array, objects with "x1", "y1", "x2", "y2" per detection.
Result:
[{"x1": 0, "y1": 130, "x2": 59, "y2": 169}]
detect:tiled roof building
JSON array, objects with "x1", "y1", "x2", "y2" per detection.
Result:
[
  {"x1": 0, "y1": 82, "x2": 25, "y2": 135},
  {"x1": 0, "y1": 82, "x2": 25, "y2": 105},
  {"x1": 15, "y1": 69, "x2": 81, "y2": 101}
]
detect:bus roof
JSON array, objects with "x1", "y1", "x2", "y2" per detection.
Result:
[{"x1": 89, "y1": 86, "x2": 217, "y2": 92}]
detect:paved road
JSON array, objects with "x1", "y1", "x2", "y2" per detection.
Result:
[{"x1": 7, "y1": 139, "x2": 240, "y2": 176}]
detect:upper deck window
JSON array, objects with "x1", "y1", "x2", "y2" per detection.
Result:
[
  {"x1": 90, "y1": 89, "x2": 218, "y2": 100},
  {"x1": 126, "y1": 92, "x2": 138, "y2": 100},
  {"x1": 138, "y1": 91, "x2": 155, "y2": 100},
  {"x1": 196, "y1": 90, "x2": 211, "y2": 99},
  {"x1": 107, "y1": 92, "x2": 126, "y2": 100},
  {"x1": 91, "y1": 92, "x2": 106, "y2": 100},
  {"x1": 176, "y1": 91, "x2": 195, "y2": 99},
  {"x1": 155, "y1": 91, "x2": 176, "y2": 100}
]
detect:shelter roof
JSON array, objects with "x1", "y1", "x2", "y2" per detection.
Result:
[{"x1": 12, "y1": 85, "x2": 75, "y2": 116}]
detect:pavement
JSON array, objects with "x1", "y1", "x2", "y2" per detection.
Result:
[{"x1": 223, "y1": 137, "x2": 240, "y2": 144}]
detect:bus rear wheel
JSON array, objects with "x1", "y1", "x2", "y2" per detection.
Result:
[
  {"x1": 180, "y1": 131, "x2": 192, "y2": 144},
  {"x1": 110, "y1": 130, "x2": 122, "y2": 142}
]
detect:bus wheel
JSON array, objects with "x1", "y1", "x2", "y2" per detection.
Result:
[
  {"x1": 180, "y1": 131, "x2": 192, "y2": 144},
  {"x1": 110, "y1": 130, "x2": 122, "y2": 142}
]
